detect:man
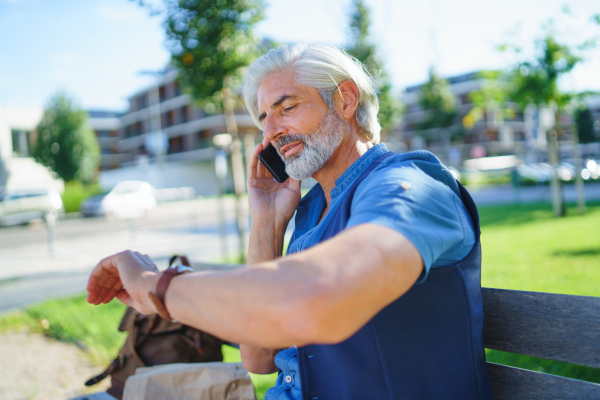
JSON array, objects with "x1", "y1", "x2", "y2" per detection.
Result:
[{"x1": 87, "y1": 43, "x2": 493, "y2": 400}]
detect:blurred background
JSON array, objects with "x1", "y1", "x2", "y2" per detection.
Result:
[{"x1": 0, "y1": 0, "x2": 599, "y2": 399}]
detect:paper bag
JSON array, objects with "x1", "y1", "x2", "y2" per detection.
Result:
[{"x1": 123, "y1": 362, "x2": 256, "y2": 400}]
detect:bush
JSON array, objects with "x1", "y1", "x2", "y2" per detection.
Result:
[{"x1": 61, "y1": 181, "x2": 103, "y2": 213}]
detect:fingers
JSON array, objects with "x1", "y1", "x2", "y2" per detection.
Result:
[
  {"x1": 87, "y1": 255, "x2": 119, "y2": 304},
  {"x1": 87, "y1": 250, "x2": 154, "y2": 306},
  {"x1": 247, "y1": 142, "x2": 264, "y2": 180},
  {"x1": 86, "y1": 255, "x2": 114, "y2": 292}
]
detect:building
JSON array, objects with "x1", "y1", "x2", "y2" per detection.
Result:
[
  {"x1": 99, "y1": 67, "x2": 262, "y2": 195},
  {"x1": 394, "y1": 71, "x2": 600, "y2": 167},
  {"x1": 88, "y1": 110, "x2": 123, "y2": 171},
  {"x1": 395, "y1": 72, "x2": 521, "y2": 166},
  {"x1": 0, "y1": 105, "x2": 63, "y2": 192}
]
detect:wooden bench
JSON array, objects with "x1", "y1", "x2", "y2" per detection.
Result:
[{"x1": 482, "y1": 287, "x2": 600, "y2": 399}]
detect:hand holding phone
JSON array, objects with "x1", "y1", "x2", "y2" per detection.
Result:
[{"x1": 258, "y1": 143, "x2": 289, "y2": 183}]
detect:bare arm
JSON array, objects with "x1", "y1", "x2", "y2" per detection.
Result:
[
  {"x1": 164, "y1": 223, "x2": 422, "y2": 347},
  {"x1": 87, "y1": 224, "x2": 423, "y2": 347}
]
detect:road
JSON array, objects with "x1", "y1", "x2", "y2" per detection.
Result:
[
  {"x1": 0, "y1": 197, "x2": 249, "y2": 313},
  {"x1": 1, "y1": 182, "x2": 599, "y2": 313}
]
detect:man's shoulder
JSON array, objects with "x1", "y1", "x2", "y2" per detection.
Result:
[{"x1": 365, "y1": 150, "x2": 461, "y2": 197}]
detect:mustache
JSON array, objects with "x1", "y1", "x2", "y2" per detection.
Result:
[{"x1": 273, "y1": 134, "x2": 310, "y2": 152}]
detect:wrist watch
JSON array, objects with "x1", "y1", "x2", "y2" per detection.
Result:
[{"x1": 148, "y1": 264, "x2": 193, "y2": 321}]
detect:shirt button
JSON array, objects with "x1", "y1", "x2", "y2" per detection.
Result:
[
  {"x1": 401, "y1": 181, "x2": 412, "y2": 190},
  {"x1": 285, "y1": 375, "x2": 292, "y2": 384}
]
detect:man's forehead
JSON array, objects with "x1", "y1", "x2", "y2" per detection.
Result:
[{"x1": 258, "y1": 73, "x2": 301, "y2": 103}]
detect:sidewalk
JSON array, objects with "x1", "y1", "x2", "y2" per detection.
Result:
[{"x1": 466, "y1": 182, "x2": 600, "y2": 206}]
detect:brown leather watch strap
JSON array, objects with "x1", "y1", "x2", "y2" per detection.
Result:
[{"x1": 149, "y1": 269, "x2": 184, "y2": 321}]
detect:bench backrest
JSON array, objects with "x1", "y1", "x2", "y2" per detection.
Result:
[{"x1": 482, "y1": 288, "x2": 600, "y2": 399}]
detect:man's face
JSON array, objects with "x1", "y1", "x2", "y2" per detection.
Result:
[{"x1": 257, "y1": 71, "x2": 346, "y2": 180}]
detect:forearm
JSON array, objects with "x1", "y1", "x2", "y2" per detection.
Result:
[
  {"x1": 164, "y1": 224, "x2": 422, "y2": 349},
  {"x1": 247, "y1": 220, "x2": 288, "y2": 263},
  {"x1": 165, "y1": 261, "x2": 305, "y2": 348}
]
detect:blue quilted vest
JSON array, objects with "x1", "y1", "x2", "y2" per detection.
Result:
[{"x1": 296, "y1": 152, "x2": 493, "y2": 400}]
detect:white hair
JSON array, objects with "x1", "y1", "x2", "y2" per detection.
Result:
[{"x1": 243, "y1": 42, "x2": 381, "y2": 144}]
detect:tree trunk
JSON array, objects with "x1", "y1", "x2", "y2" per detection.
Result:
[
  {"x1": 547, "y1": 129, "x2": 566, "y2": 217},
  {"x1": 222, "y1": 87, "x2": 247, "y2": 263},
  {"x1": 570, "y1": 125, "x2": 586, "y2": 214}
]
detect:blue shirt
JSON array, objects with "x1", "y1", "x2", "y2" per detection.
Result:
[{"x1": 264, "y1": 143, "x2": 475, "y2": 400}]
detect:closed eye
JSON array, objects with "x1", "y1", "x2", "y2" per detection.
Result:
[{"x1": 284, "y1": 105, "x2": 297, "y2": 112}]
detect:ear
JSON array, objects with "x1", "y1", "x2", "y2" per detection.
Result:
[{"x1": 335, "y1": 80, "x2": 359, "y2": 120}]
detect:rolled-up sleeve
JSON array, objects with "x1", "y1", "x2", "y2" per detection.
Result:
[{"x1": 346, "y1": 163, "x2": 473, "y2": 283}]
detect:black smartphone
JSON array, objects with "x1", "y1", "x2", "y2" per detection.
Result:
[{"x1": 258, "y1": 143, "x2": 289, "y2": 183}]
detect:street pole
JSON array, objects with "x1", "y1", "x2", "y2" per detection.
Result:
[
  {"x1": 214, "y1": 149, "x2": 229, "y2": 262},
  {"x1": 222, "y1": 87, "x2": 247, "y2": 264},
  {"x1": 149, "y1": 83, "x2": 166, "y2": 190},
  {"x1": 46, "y1": 211, "x2": 56, "y2": 256}
]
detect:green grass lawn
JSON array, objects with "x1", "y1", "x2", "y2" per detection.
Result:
[
  {"x1": 1, "y1": 200, "x2": 599, "y2": 396},
  {"x1": 479, "y1": 200, "x2": 600, "y2": 384}
]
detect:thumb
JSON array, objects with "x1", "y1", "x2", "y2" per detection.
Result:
[{"x1": 116, "y1": 289, "x2": 134, "y2": 307}]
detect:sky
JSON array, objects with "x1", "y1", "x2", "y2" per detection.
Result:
[{"x1": 1, "y1": 0, "x2": 599, "y2": 111}]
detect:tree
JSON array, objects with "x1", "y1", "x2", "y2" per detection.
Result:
[
  {"x1": 345, "y1": 0, "x2": 402, "y2": 137},
  {"x1": 32, "y1": 92, "x2": 99, "y2": 183},
  {"x1": 576, "y1": 106, "x2": 597, "y2": 144},
  {"x1": 418, "y1": 68, "x2": 458, "y2": 130},
  {"x1": 163, "y1": 0, "x2": 264, "y2": 114},
  {"x1": 508, "y1": 35, "x2": 581, "y2": 110},
  {"x1": 142, "y1": 0, "x2": 266, "y2": 262},
  {"x1": 469, "y1": 17, "x2": 598, "y2": 216}
]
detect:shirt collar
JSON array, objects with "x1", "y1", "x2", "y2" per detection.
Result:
[
  {"x1": 296, "y1": 143, "x2": 389, "y2": 209},
  {"x1": 329, "y1": 143, "x2": 389, "y2": 199}
]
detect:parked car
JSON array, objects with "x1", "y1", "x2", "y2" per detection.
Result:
[
  {"x1": 0, "y1": 187, "x2": 64, "y2": 226},
  {"x1": 80, "y1": 181, "x2": 156, "y2": 219}
]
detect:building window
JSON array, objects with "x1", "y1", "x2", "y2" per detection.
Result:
[
  {"x1": 11, "y1": 129, "x2": 32, "y2": 157},
  {"x1": 179, "y1": 106, "x2": 189, "y2": 123},
  {"x1": 174, "y1": 80, "x2": 182, "y2": 97},
  {"x1": 125, "y1": 122, "x2": 142, "y2": 138},
  {"x1": 159, "y1": 86, "x2": 167, "y2": 102},
  {"x1": 138, "y1": 94, "x2": 148, "y2": 110},
  {"x1": 168, "y1": 136, "x2": 183, "y2": 154}
]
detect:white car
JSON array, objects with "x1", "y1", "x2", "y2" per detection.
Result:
[
  {"x1": 0, "y1": 187, "x2": 64, "y2": 226},
  {"x1": 80, "y1": 181, "x2": 156, "y2": 219}
]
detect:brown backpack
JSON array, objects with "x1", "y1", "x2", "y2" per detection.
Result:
[{"x1": 85, "y1": 256, "x2": 225, "y2": 400}]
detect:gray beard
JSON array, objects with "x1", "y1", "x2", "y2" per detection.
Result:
[{"x1": 273, "y1": 112, "x2": 345, "y2": 180}]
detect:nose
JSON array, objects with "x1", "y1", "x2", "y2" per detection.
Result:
[{"x1": 262, "y1": 114, "x2": 287, "y2": 143}]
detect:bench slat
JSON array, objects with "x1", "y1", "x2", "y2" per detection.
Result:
[
  {"x1": 487, "y1": 362, "x2": 600, "y2": 399},
  {"x1": 482, "y1": 288, "x2": 600, "y2": 368}
]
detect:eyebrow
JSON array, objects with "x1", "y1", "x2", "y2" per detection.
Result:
[{"x1": 258, "y1": 94, "x2": 296, "y2": 123}]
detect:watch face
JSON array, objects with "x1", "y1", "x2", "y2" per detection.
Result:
[{"x1": 174, "y1": 264, "x2": 194, "y2": 274}]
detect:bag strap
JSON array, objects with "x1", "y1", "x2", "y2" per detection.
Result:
[
  {"x1": 169, "y1": 254, "x2": 190, "y2": 267},
  {"x1": 85, "y1": 354, "x2": 125, "y2": 386}
]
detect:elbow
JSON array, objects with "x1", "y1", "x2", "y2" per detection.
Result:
[
  {"x1": 279, "y1": 290, "x2": 352, "y2": 346},
  {"x1": 242, "y1": 357, "x2": 277, "y2": 375},
  {"x1": 239, "y1": 345, "x2": 278, "y2": 375}
]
